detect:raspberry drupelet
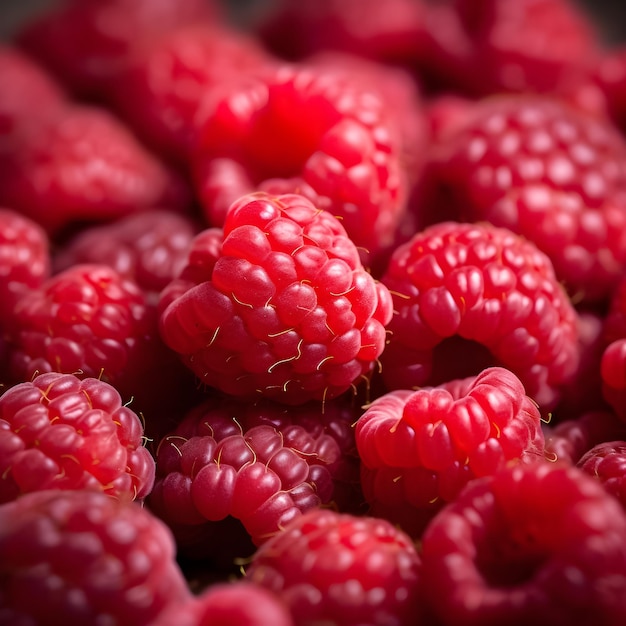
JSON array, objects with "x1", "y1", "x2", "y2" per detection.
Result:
[
  {"x1": 420, "y1": 462, "x2": 626, "y2": 626},
  {"x1": 0, "y1": 372, "x2": 155, "y2": 504},
  {"x1": 159, "y1": 191, "x2": 393, "y2": 405},
  {"x1": 379, "y1": 220, "x2": 580, "y2": 412},
  {"x1": 356, "y1": 367, "x2": 545, "y2": 538},
  {"x1": 0, "y1": 488, "x2": 191, "y2": 626},
  {"x1": 246, "y1": 507, "x2": 423, "y2": 626}
]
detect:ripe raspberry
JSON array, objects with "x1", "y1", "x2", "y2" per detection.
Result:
[
  {"x1": 544, "y1": 410, "x2": 626, "y2": 465},
  {"x1": 420, "y1": 462, "x2": 626, "y2": 626},
  {"x1": 110, "y1": 24, "x2": 273, "y2": 163},
  {"x1": 356, "y1": 367, "x2": 545, "y2": 537},
  {"x1": 17, "y1": 0, "x2": 221, "y2": 99},
  {"x1": 418, "y1": 95, "x2": 626, "y2": 304},
  {"x1": 159, "y1": 192, "x2": 393, "y2": 405},
  {"x1": 595, "y1": 46, "x2": 626, "y2": 135},
  {"x1": 245, "y1": 508, "x2": 423, "y2": 626},
  {"x1": 192, "y1": 62, "x2": 409, "y2": 257},
  {"x1": 0, "y1": 208, "x2": 50, "y2": 331},
  {"x1": 0, "y1": 372, "x2": 155, "y2": 504},
  {"x1": 149, "y1": 391, "x2": 364, "y2": 552},
  {"x1": 379, "y1": 221, "x2": 580, "y2": 411},
  {"x1": 54, "y1": 210, "x2": 199, "y2": 299},
  {"x1": 153, "y1": 581, "x2": 294, "y2": 626},
  {"x1": 577, "y1": 441, "x2": 626, "y2": 508},
  {"x1": 0, "y1": 488, "x2": 190, "y2": 626},
  {"x1": 0, "y1": 103, "x2": 190, "y2": 237}
]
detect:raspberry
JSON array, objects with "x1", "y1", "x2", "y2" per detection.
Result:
[
  {"x1": 595, "y1": 46, "x2": 626, "y2": 134},
  {"x1": 245, "y1": 508, "x2": 423, "y2": 626},
  {"x1": 17, "y1": 0, "x2": 221, "y2": 100},
  {"x1": 544, "y1": 409, "x2": 626, "y2": 465},
  {"x1": 0, "y1": 103, "x2": 190, "y2": 237},
  {"x1": 110, "y1": 24, "x2": 273, "y2": 163},
  {"x1": 159, "y1": 192, "x2": 393, "y2": 405},
  {"x1": 152, "y1": 581, "x2": 294, "y2": 626},
  {"x1": 53, "y1": 210, "x2": 199, "y2": 299},
  {"x1": 0, "y1": 488, "x2": 190, "y2": 626},
  {"x1": 356, "y1": 367, "x2": 545, "y2": 537},
  {"x1": 0, "y1": 372, "x2": 155, "y2": 504},
  {"x1": 420, "y1": 462, "x2": 626, "y2": 626},
  {"x1": 418, "y1": 94, "x2": 626, "y2": 304},
  {"x1": 577, "y1": 440, "x2": 626, "y2": 508},
  {"x1": 0, "y1": 208, "x2": 50, "y2": 331},
  {"x1": 379, "y1": 221, "x2": 580, "y2": 411},
  {"x1": 192, "y1": 62, "x2": 409, "y2": 257},
  {"x1": 149, "y1": 391, "x2": 364, "y2": 552}
]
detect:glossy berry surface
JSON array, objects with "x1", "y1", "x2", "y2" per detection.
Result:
[
  {"x1": 159, "y1": 191, "x2": 393, "y2": 404},
  {"x1": 577, "y1": 440, "x2": 626, "y2": 507}
]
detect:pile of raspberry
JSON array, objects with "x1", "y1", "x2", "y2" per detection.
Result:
[{"x1": 2, "y1": 0, "x2": 626, "y2": 624}]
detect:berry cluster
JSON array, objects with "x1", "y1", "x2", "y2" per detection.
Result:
[{"x1": 2, "y1": 0, "x2": 626, "y2": 624}]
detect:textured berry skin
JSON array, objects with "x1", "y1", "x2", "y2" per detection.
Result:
[
  {"x1": 0, "y1": 104, "x2": 190, "y2": 237},
  {"x1": 192, "y1": 63, "x2": 409, "y2": 256},
  {"x1": 0, "y1": 372, "x2": 155, "y2": 504},
  {"x1": 159, "y1": 192, "x2": 393, "y2": 404},
  {"x1": 149, "y1": 391, "x2": 363, "y2": 550},
  {"x1": 54, "y1": 210, "x2": 199, "y2": 298},
  {"x1": 0, "y1": 208, "x2": 50, "y2": 331},
  {"x1": 379, "y1": 221, "x2": 580, "y2": 411},
  {"x1": 17, "y1": 0, "x2": 220, "y2": 99},
  {"x1": 0, "y1": 488, "x2": 190, "y2": 626},
  {"x1": 356, "y1": 367, "x2": 545, "y2": 537},
  {"x1": 246, "y1": 508, "x2": 423, "y2": 626},
  {"x1": 419, "y1": 95, "x2": 626, "y2": 304},
  {"x1": 153, "y1": 581, "x2": 294, "y2": 626},
  {"x1": 6, "y1": 263, "x2": 151, "y2": 387},
  {"x1": 420, "y1": 462, "x2": 626, "y2": 626},
  {"x1": 577, "y1": 441, "x2": 626, "y2": 508},
  {"x1": 111, "y1": 24, "x2": 272, "y2": 162}
]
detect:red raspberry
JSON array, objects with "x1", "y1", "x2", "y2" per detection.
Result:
[
  {"x1": 53, "y1": 210, "x2": 199, "y2": 299},
  {"x1": 0, "y1": 488, "x2": 190, "y2": 626},
  {"x1": 0, "y1": 372, "x2": 154, "y2": 504},
  {"x1": 418, "y1": 94, "x2": 626, "y2": 304},
  {"x1": 159, "y1": 192, "x2": 393, "y2": 405},
  {"x1": 595, "y1": 46, "x2": 626, "y2": 135},
  {"x1": 17, "y1": 0, "x2": 221, "y2": 100},
  {"x1": 245, "y1": 508, "x2": 423, "y2": 626},
  {"x1": 0, "y1": 103, "x2": 190, "y2": 237},
  {"x1": 420, "y1": 462, "x2": 626, "y2": 626},
  {"x1": 544, "y1": 409, "x2": 626, "y2": 465},
  {"x1": 356, "y1": 367, "x2": 545, "y2": 537},
  {"x1": 110, "y1": 24, "x2": 273, "y2": 163},
  {"x1": 149, "y1": 391, "x2": 363, "y2": 552},
  {"x1": 0, "y1": 208, "x2": 50, "y2": 331},
  {"x1": 379, "y1": 221, "x2": 580, "y2": 411},
  {"x1": 153, "y1": 581, "x2": 293, "y2": 626},
  {"x1": 192, "y1": 62, "x2": 409, "y2": 257},
  {"x1": 577, "y1": 441, "x2": 626, "y2": 508}
]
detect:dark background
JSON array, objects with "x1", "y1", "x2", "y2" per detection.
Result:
[{"x1": 1, "y1": 0, "x2": 626, "y2": 45}]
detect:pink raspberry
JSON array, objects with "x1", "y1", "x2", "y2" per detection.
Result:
[
  {"x1": 191, "y1": 62, "x2": 409, "y2": 257},
  {"x1": 17, "y1": 0, "x2": 221, "y2": 99},
  {"x1": 0, "y1": 488, "x2": 190, "y2": 626},
  {"x1": 577, "y1": 440, "x2": 626, "y2": 508},
  {"x1": 245, "y1": 507, "x2": 423, "y2": 626},
  {"x1": 110, "y1": 24, "x2": 273, "y2": 163},
  {"x1": 0, "y1": 207, "x2": 50, "y2": 331},
  {"x1": 420, "y1": 462, "x2": 626, "y2": 626},
  {"x1": 418, "y1": 94, "x2": 626, "y2": 304},
  {"x1": 153, "y1": 581, "x2": 293, "y2": 626},
  {"x1": 159, "y1": 192, "x2": 393, "y2": 405},
  {"x1": 53, "y1": 209, "x2": 199, "y2": 299},
  {"x1": 149, "y1": 391, "x2": 364, "y2": 553},
  {"x1": 379, "y1": 220, "x2": 580, "y2": 411},
  {"x1": 356, "y1": 367, "x2": 545, "y2": 537},
  {"x1": 0, "y1": 103, "x2": 190, "y2": 237},
  {"x1": 0, "y1": 372, "x2": 154, "y2": 504}
]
